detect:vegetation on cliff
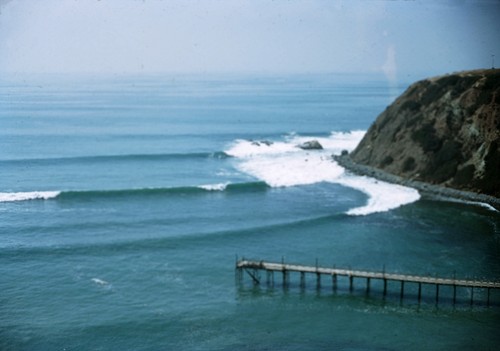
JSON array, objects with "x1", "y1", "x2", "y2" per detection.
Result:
[{"x1": 350, "y1": 69, "x2": 500, "y2": 198}]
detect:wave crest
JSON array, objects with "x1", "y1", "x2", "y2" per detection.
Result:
[
  {"x1": 0, "y1": 191, "x2": 61, "y2": 202},
  {"x1": 0, "y1": 182, "x2": 269, "y2": 203}
]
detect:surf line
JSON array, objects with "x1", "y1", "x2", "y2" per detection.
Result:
[{"x1": 236, "y1": 258, "x2": 500, "y2": 306}]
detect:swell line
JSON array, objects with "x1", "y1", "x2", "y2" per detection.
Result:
[
  {"x1": 0, "y1": 151, "x2": 230, "y2": 165},
  {"x1": 58, "y1": 182, "x2": 269, "y2": 200},
  {"x1": 0, "y1": 182, "x2": 269, "y2": 203},
  {"x1": 1, "y1": 213, "x2": 339, "y2": 257}
]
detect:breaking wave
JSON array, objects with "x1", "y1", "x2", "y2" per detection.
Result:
[
  {"x1": 0, "y1": 191, "x2": 61, "y2": 202},
  {"x1": 225, "y1": 131, "x2": 420, "y2": 216},
  {"x1": 0, "y1": 182, "x2": 269, "y2": 203}
]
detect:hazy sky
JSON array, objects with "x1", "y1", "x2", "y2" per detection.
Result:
[{"x1": 1, "y1": 0, "x2": 499, "y2": 80}]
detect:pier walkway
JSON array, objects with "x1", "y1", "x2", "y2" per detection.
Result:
[{"x1": 236, "y1": 259, "x2": 500, "y2": 305}]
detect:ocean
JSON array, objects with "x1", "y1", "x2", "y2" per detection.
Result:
[{"x1": 1, "y1": 73, "x2": 499, "y2": 350}]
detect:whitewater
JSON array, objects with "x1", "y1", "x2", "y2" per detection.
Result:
[{"x1": 226, "y1": 131, "x2": 420, "y2": 215}]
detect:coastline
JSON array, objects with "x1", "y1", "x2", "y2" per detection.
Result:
[{"x1": 333, "y1": 154, "x2": 500, "y2": 212}]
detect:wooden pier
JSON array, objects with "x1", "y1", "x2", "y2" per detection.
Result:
[{"x1": 236, "y1": 259, "x2": 500, "y2": 305}]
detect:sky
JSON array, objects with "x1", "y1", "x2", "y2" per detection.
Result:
[{"x1": 0, "y1": 0, "x2": 499, "y2": 81}]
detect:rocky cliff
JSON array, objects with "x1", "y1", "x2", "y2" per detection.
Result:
[{"x1": 350, "y1": 69, "x2": 500, "y2": 199}]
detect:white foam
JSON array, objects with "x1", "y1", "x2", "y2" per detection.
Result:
[
  {"x1": 225, "y1": 139, "x2": 296, "y2": 158},
  {"x1": 91, "y1": 278, "x2": 109, "y2": 285},
  {"x1": 324, "y1": 130, "x2": 367, "y2": 151},
  {"x1": 199, "y1": 183, "x2": 229, "y2": 191},
  {"x1": 226, "y1": 131, "x2": 420, "y2": 216},
  {"x1": 438, "y1": 198, "x2": 499, "y2": 212},
  {"x1": 235, "y1": 152, "x2": 345, "y2": 187},
  {"x1": 337, "y1": 176, "x2": 420, "y2": 216},
  {"x1": 0, "y1": 191, "x2": 60, "y2": 202},
  {"x1": 467, "y1": 202, "x2": 498, "y2": 212}
]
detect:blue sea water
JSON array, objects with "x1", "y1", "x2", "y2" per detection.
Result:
[{"x1": 1, "y1": 73, "x2": 499, "y2": 350}]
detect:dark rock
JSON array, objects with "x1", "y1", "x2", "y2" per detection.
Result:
[
  {"x1": 402, "y1": 157, "x2": 416, "y2": 172},
  {"x1": 251, "y1": 140, "x2": 273, "y2": 147},
  {"x1": 380, "y1": 155, "x2": 394, "y2": 168},
  {"x1": 298, "y1": 140, "x2": 323, "y2": 150}
]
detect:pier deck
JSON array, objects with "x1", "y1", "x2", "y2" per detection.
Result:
[{"x1": 236, "y1": 259, "x2": 500, "y2": 305}]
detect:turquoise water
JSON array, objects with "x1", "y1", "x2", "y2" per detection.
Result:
[{"x1": 1, "y1": 74, "x2": 499, "y2": 350}]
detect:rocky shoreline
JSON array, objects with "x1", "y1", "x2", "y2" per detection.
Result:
[{"x1": 333, "y1": 153, "x2": 500, "y2": 211}]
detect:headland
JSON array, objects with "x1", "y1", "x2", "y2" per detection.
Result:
[{"x1": 337, "y1": 69, "x2": 500, "y2": 210}]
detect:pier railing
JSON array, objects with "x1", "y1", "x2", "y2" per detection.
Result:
[{"x1": 236, "y1": 259, "x2": 500, "y2": 305}]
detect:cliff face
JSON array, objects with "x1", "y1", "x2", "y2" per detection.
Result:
[{"x1": 350, "y1": 69, "x2": 500, "y2": 198}]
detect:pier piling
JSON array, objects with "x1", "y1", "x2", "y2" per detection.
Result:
[{"x1": 236, "y1": 259, "x2": 500, "y2": 305}]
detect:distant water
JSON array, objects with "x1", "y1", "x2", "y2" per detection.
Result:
[{"x1": 1, "y1": 74, "x2": 499, "y2": 350}]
